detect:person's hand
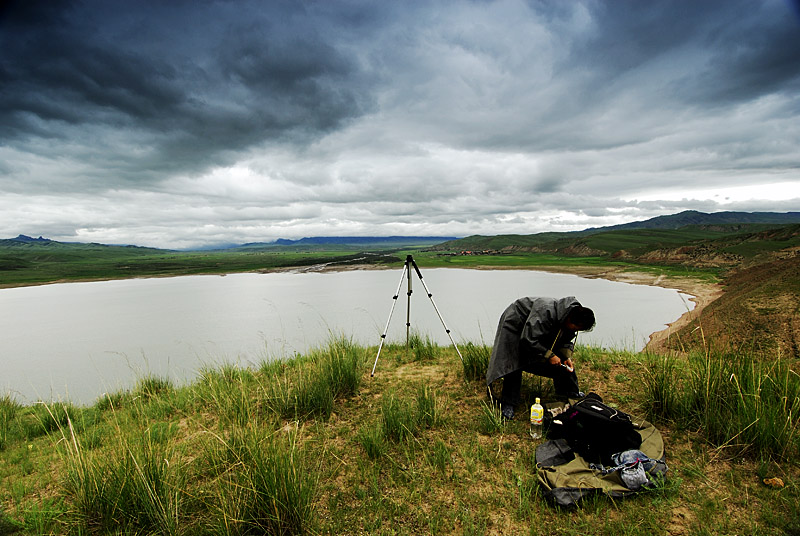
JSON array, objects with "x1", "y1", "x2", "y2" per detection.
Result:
[
  {"x1": 548, "y1": 354, "x2": 561, "y2": 365},
  {"x1": 563, "y1": 357, "x2": 574, "y2": 372}
]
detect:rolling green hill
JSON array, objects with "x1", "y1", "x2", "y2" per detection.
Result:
[{"x1": 429, "y1": 221, "x2": 800, "y2": 270}]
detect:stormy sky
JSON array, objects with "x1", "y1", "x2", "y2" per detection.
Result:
[{"x1": 1, "y1": 0, "x2": 799, "y2": 249}]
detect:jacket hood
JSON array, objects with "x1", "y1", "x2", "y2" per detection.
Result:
[{"x1": 553, "y1": 296, "x2": 581, "y2": 324}]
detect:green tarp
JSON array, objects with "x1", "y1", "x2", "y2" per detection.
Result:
[{"x1": 536, "y1": 418, "x2": 667, "y2": 508}]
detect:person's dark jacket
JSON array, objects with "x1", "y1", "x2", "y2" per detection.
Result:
[{"x1": 486, "y1": 296, "x2": 582, "y2": 386}]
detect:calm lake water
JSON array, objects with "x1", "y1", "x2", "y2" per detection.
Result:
[{"x1": 1, "y1": 268, "x2": 693, "y2": 404}]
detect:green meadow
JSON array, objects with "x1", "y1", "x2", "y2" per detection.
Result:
[
  {"x1": 1, "y1": 335, "x2": 798, "y2": 535},
  {"x1": 0, "y1": 241, "x2": 401, "y2": 288}
]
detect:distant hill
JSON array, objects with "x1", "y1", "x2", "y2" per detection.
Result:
[
  {"x1": 585, "y1": 210, "x2": 800, "y2": 232},
  {"x1": 1, "y1": 234, "x2": 54, "y2": 245},
  {"x1": 431, "y1": 211, "x2": 800, "y2": 253},
  {"x1": 0, "y1": 234, "x2": 164, "y2": 251}
]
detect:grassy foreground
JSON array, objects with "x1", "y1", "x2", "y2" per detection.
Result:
[{"x1": 1, "y1": 335, "x2": 799, "y2": 535}]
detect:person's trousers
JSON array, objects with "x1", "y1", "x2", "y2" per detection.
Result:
[{"x1": 500, "y1": 361, "x2": 579, "y2": 407}]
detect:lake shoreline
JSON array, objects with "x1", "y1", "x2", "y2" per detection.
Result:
[{"x1": 2, "y1": 262, "x2": 721, "y2": 354}]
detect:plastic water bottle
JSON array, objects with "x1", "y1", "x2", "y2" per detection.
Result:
[{"x1": 530, "y1": 397, "x2": 544, "y2": 439}]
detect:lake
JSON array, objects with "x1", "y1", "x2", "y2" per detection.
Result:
[{"x1": 0, "y1": 268, "x2": 693, "y2": 404}]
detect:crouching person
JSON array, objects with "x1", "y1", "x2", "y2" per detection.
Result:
[{"x1": 486, "y1": 296, "x2": 595, "y2": 420}]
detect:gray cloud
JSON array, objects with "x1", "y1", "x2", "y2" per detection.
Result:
[{"x1": 0, "y1": 0, "x2": 798, "y2": 248}]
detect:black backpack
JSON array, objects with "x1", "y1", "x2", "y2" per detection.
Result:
[{"x1": 546, "y1": 393, "x2": 642, "y2": 465}]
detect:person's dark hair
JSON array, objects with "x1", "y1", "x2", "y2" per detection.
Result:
[{"x1": 568, "y1": 306, "x2": 595, "y2": 331}]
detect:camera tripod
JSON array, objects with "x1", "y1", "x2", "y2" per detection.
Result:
[{"x1": 371, "y1": 255, "x2": 464, "y2": 376}]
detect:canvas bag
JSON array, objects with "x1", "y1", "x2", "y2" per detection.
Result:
[{"x1": 545, "y1": 393, "x2": 642, "y2": 465}]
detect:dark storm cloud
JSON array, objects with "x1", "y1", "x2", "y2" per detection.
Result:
[
  {"x1": 569, "y1": 0, "x2": 800, "y2": 104},
  {"x1": 0, "y1": 0, "x2": 374, "y2": 184}
]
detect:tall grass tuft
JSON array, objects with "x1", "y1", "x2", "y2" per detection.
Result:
[
  {"x1": 640, "y1": 351, "x2": 800, "y2": 460},
  {"x1": 196, "y1": 365, "x2": 259, "y2": 428},
  {"x1": 212, "y1": 426, "x2": 317, "y2": 535},
  {"x1": 61, "y1": 418, "x2": 184, "y2": 534},
  {"x1": 30, "y1": 401, "x2": 80, "y2": 437},
  {"x1": 265, "y1": 336, "x2": 364, "y2": 421},
  {"x1": 356, "y1": 424, "x2": 386, "y2": 460},
  {"x1": 0, "y1": 394, "x2": 21, "y2": 451},
  {"x1": 477, "y1": 401, "x2": 504, "y2": 435},
  {"x1": 320, "y1": 335, "x2": 363, "y2": 398},
  {"x1": 134, "y1": 374, "x2": 175, "y2": 400},
  {"x1": 640, "y1": 354, "x2": 684, "y2": 421},
  {"x1": 379, "y1": 385, "x2": 445, "y2": 443},
  {"x1": 415, "y1": 383, "x2": 443, "y2": 429},
  {"x1": 292, "y1": 367, "x2": 336, "y2": 419},
  {"x1": 461, "y1": 342, "x2": 490, "y2": 382},
  {"x1": 0, "y1": 506, "x2": 22, "y2": 533},
  {"x1": 408, "y1": 331, "x2": 439, "y2": 362},
  {"x1": 95, "y1": 389, "x2": 133, "y2": 411},
  {"x1": 381, "y1": 393, "x2": 417, "y2": 442}
]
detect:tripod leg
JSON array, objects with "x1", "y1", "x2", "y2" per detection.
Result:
[
  {"x1": 410, "y1": 258, "x2": 465, "y2": 364},
  {"x1": 371, "y1": 261, "x2": 408, "y2": 376},
  {"x1": 406, "y1": 255, "x2": 412, "y2": 350}
]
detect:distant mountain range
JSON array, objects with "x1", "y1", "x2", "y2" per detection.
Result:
[
  {"x1": 4, "y1": 211, "x2": 800, "y2": 250},
  {"x1": 240, "y1": 236, "x2": 459, "y2": 248}
]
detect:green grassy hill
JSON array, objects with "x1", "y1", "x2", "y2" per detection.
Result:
[
  {"x1": 430, "y1": 223, "x2": 800, "y2": 269},
  {"x1": 1, "y1": 338, "x2": 797, "y2": 534}
]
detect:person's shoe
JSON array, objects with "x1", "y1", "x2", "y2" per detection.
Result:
[{"x1": 501, "y1": 404, "x2": 515, "y2": 420}]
